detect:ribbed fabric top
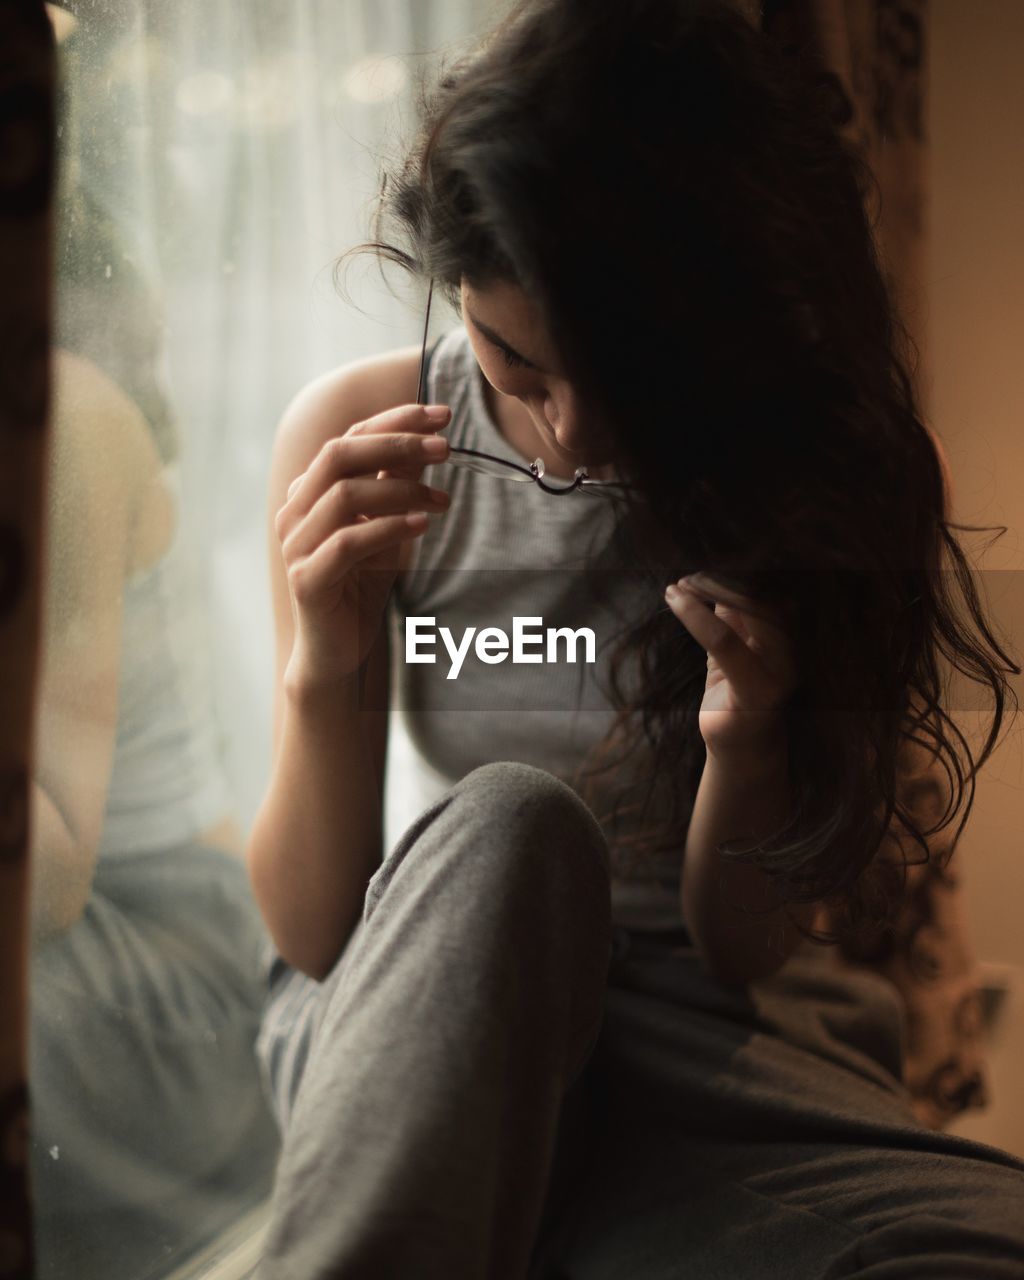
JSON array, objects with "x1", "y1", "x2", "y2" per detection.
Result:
[
  {"x1": 389, "y1": 326, "x2": 683, "y2": 931},
  {"x1": 97, "y1": 463, "x2": 234, "y2": 856}
]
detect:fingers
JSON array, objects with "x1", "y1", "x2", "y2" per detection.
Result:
[
  {"x1": 285, "y1": 404, "x2": 451, "y2": 505},
  {"x1": 288, "y1": 513, "x2": 431, "y2": 607},
  {"x1": 348, "y1": 402, "x2": 452, "y2": 439},
  {"x1": 680, "y1": 576, "x2": 798, "y2": 684},
  {"x1": 665, "y1": 577, "x2": 799, "y2": 701},
  {"x1": 275, "y1": 404, "x2": 454, "y2": 603},
  {"x1": 281, "y1": 475, "x2": 450, "y2": 562},
  {"x1": 665, "y1": 581, "x2": 756, "y2": 671},
  {"x1": 681, "y1": 574, "x2": 781, "y2": 632},
  {"x1": 281, "y1": 431, "x2": 449, "y2": 544}
]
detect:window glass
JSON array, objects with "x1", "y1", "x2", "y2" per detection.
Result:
[{"x1": 29, "y1": 3, "x2": 485, "y2": 1275}]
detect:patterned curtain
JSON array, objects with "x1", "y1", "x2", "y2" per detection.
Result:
[{"x1": 0, "y1": 3, "x2": 56, "y2": 1277}]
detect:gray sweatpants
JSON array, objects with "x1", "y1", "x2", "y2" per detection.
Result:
[{"x1": 256, "y1": 761, "x2": 1024, "y2": 1279}]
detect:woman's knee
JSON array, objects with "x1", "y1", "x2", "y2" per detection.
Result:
[
  {"x1": 375, "y1": 760, "x2": 611, "y2": 919},
  {"x1": 450, "y1": 760, "x2": 609, "y2": 870}
]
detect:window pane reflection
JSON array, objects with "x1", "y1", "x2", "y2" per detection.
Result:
[
  {"x1": 29, "y1": 6, "x2": 280, "y2": 1277},
  {"x1": 28, "y1": 2, "x2": 486, "y2": 1273}
]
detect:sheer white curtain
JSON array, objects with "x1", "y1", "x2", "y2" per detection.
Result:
[
  {"x1": 65, "y1": 0, "x2": 494, "y2": 828},
  {"x1": 39, "y1": 4, "x2": 495, "y2": 1275}
]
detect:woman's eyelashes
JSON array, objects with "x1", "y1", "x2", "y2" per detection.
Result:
[
  {"x1": 482, "y1": 333, "x2": 530, "y2": 370},
  {"x1": 498, "y1": 344, "x2": 527, "y2": 370}
]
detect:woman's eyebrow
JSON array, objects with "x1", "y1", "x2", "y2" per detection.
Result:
[{"x1": 465, "y1": 309, "x2": 540, "y2": 369}]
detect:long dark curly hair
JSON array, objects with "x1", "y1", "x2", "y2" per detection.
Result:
[{"x1": 345, "y1": 0, "x2": 1019, "y2": 942}]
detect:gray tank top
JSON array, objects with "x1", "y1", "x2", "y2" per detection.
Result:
[{"x1": 389, "y1": 325, "x2": 683, "y2": 931}]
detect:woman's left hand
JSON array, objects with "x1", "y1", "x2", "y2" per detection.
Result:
[{"x1": 665, "y1": 573, "x2": 800, "y2": 762}]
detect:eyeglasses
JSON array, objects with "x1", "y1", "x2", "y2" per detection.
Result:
[{"x1": 415, "y1": 277, "x2": 634, "y2": 499}]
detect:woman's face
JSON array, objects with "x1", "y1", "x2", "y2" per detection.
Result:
[{"x1": 460, "y1": 278, "x2": 615, "y2": 467}]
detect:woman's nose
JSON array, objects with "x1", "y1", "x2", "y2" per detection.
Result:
[{"x1": 544, "y1": 391, "x2": 588, "y2": 450}]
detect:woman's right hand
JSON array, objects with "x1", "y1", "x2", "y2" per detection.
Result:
[{"x1": 275, "y1": 403, "x2": 451, "y2": 686}]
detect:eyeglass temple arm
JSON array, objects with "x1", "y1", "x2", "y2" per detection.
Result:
[
  {"x1": 416, "y1": 276, "x2": 435, "y2": 406},
  {"x1": 446, "y1": 445, "x2": 532, "y2": 472}
]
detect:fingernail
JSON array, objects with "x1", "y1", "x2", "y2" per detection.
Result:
[
  {"x1": 422, "y1": 435, "x2": 448, "y2": 456},
  {"x1": 424, "y1": 404, "x2": 450, "y2": 422},
  {"x1": 665, "y1": 583, "x2": 679, "y2": 600}
]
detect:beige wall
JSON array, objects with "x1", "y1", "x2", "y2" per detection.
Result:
[{"x1": 930, "y1": 0, "x2": 1024, "y2": 1156}]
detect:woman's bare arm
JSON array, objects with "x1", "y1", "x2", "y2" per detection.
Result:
[
  {"x1": 663, "y1": 576, "x2": 814, "y2": 984},
  {"x1": 681, "y1": 735, "x2": 816, "y2": 985},
  {"x1": 245, "y1": 346, "x2": 429, "y2": 980},
  {"x1": 31, "y1": 352, "x2": 161, "y2": 940}
]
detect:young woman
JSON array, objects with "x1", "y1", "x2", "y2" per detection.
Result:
[{"x1": 247, "y1": 0, "x2": 1024, "y2": 1274}]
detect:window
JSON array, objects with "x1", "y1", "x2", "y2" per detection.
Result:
[{"x1": 29, "y1": 3, "x2": 485, "y2": 1275}]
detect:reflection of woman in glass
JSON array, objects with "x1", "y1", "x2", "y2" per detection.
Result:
[
  {"x1": 250, "y1": 1, "x2": 1024, "y2": 1274},
  {"x1": 28, "y1": 22, "x2": 278, "y2": 1277}
]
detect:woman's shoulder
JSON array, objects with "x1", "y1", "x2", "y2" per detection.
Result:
[
  {"x1": 279, "y1": 343, "x2": 424, "y2": 446},
  {"x1": 50, "y1": 349, "x2": 169, "y2": 581},
  {"x1": 53, "y1": 348, "x2": 163, "y2": 486},
  {"x1": 273, "y1": 329, "x2": 474, "y2": 461}
]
